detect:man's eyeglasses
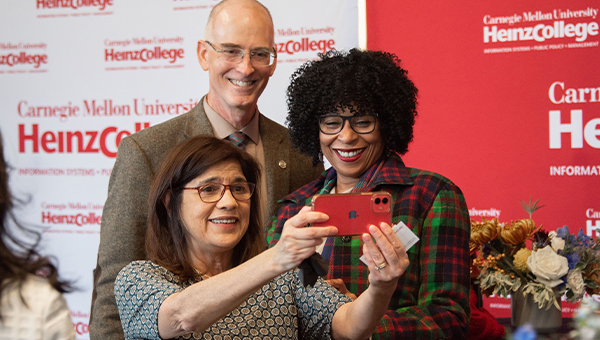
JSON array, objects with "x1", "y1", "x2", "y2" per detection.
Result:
[
  {"x1": 184, "y1": 182, "x2": 256, "y2": 203},
  {"x1": 204, "y1": 41, "x2": 277, "y2": 67},
  {"x1": 318, "y1": 114, "x2": 377, "y2": 135}
]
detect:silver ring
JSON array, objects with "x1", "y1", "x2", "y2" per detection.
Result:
[{"x1": 374, "y1": 262, "x2": 387, "y2": 270}]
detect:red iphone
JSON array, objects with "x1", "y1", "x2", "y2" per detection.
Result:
[{"x1": 310, "y1": 192, "x2": 392, "y2": 236}]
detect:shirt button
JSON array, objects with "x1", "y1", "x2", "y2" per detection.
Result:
[{"x1": 278, "y1": 160, "x2": 287, "y2": 169}]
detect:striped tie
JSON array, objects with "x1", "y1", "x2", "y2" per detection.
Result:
[{"x1": 226, "y1": 131, "x2": 249, "y2": 151}]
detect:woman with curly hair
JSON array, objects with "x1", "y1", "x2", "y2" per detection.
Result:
[
  {"x1": 0, "y1": 131, "x2": 75, "y2": 340},
  {"x1": 267, "y1": 49, "x2": 471, "y2": 339}
]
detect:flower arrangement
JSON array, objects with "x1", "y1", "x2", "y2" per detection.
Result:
[{"x1": 470, "y1": 199, "x2": 600, "y2": 310}]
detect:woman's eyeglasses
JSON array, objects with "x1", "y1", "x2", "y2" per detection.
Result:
[
  {"x1": 184, "y1": 182, "x2": 256, "y2": 203},
  {"x1": 318, "y1": 114, "x2": 377, "y2": 135},
  {"x1": 204, "y1": 40, "x2": 277, "y2": 67}
]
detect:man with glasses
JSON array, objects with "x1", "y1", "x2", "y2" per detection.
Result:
[{"x1": 89, "y1": 1, "x2": 323, "y2": 339}]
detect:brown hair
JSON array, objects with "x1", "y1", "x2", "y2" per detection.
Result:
[
  {"x1": 0, "y1": 131, "x2": 71, "y2": 319},
  {"x1": 146, "y1": 136, "x2": 264, "y2": 281}
]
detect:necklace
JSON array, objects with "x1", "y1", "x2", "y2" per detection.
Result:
[{"x1": 194, "y1": 268, "x2": 211, "y2": 280}]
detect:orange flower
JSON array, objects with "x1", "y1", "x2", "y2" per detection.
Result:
[
  {"x1": 470, "y1": 218, "x2": 500, "y2": 252},
  {"x1": 498, "y1": 219, "x2": 539, "y2": 245}
]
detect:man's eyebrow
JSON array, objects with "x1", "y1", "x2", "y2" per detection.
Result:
[
  {"x1": 219, "y1": 43, "x2": 243, "y2": 49},
  {"x1": 220, "y1": 43, "x2": 270, "y2": 50}
]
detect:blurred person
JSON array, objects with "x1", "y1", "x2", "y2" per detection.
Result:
[
  {"x1": 89, "y1": 1, "x2": 322, "y2": 338},
  {"x1": 268, "y1": 49, "x2": 471, "y2": 339},
  {"x1": 0, "y1": 131, "x2": 75, "y2": 340},
  {"x1": 114, "y1": 135, "x2": 409, "y2": 340}
]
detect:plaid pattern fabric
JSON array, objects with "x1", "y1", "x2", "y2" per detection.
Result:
[
  {"x1": 226, "y1": 131, "x2": 249, "y2": 150},
  {"x1": 267, "y1": 151, "x2": 471, "y2": 339}
]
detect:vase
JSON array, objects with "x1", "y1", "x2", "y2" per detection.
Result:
[{"x1": 510, "y1": 288, "x2": 562, "y2": 334}]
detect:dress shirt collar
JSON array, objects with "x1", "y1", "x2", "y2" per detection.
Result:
[{"x1": 203, "y1": 97, "x2": 260, "y2": 145}]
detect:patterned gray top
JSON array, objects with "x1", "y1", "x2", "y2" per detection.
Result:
[{"x1": 115, "y1": 261, "x2": 351, "y2": 340}]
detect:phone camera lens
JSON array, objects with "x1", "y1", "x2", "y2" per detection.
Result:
[
  {"x1": 375, "y1": 198, "x2": 381, "y2": 204},
  {"x1": 382, "y1": 198, "x2": 388, "y2": 204}
]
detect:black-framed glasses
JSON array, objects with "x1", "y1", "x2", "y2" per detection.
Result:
[
  {"x1": 184, "y1": 182, "x2": 256, "y2": 203},
  {"x1": 204, "y1": 40, "x2": 277, "y2": 67},
  {"x1": 318, "y1": 114, "x2": 377, "y2": 135}
]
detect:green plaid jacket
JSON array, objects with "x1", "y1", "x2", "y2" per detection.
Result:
[{"x1": 267, "y1": 152, "x2": 471, "y2": 339}]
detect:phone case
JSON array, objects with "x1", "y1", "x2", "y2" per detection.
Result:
[{"x1": 311, "y1": 191, "x2": 392, "y2": 236}]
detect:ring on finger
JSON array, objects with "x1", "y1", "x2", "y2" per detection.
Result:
[{"x1": 375, "y1": 262, "x2": 387, "y2": 270}]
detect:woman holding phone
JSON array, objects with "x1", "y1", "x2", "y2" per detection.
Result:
[
  {"x1": 114, "y1": 136, "x2": 409, "y2": 340},
  {"x1": 267, "y1": 49, "x2": 471, "y2": 339}
]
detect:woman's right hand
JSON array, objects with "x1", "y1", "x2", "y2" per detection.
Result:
[{"x1": 270, "y1": 206, "x2": 338, "y2": 273}]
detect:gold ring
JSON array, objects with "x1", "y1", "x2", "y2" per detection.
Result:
[{"x1": 375, "y1": 262, "x2": 387, "y2": 270}]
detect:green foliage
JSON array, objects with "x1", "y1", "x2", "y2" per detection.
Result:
[{"x1": 520, "y1": 197, "x2": 545, "y2": 219}]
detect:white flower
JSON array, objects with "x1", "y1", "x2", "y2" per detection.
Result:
[
  {"x1": 527, "y1": 245, "x2": 569, "y2": 288},
  {"x1": 567, "y1": 269, "x2": 585, "y2": 300},
  {"x1": 549, "y1": 231, "x2": 565, "y2": 251}
]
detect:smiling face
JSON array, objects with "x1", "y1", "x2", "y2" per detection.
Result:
[
  {"x1": 320, "y1": 107, "x2": 385, "y2": 192},
  {"x1": 198, "y1": 0, "x2": 276, "y2": 129},
  {"x1": 179, "y1": 160, "x2": 251, "y2": 261}
]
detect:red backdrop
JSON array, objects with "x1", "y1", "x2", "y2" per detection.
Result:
[{"x1": 367, "y1": 0, "x2": 599, "y2": 317}]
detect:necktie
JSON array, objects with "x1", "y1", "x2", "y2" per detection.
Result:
[
  {"x1": 226, "y1": 131, "x2": 249, "y2": 151},
  {"x1": 321, "y1": 236, "x2": 335, "y2": 261}
]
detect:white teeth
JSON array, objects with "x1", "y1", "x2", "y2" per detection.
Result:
[
  {"x1": 230, "y1": 79, "x2": 252, "y2": 86},
  {"x1": 337, "y1": 150, "x2": 362, "y2": 158},
  {"x1": 210, "y1": 219, "x2": 236, "y2": 224}
]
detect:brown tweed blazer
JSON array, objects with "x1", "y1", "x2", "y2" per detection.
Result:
[{"x1": 89, "y1": 100, "x2": 323, "y2": 340}]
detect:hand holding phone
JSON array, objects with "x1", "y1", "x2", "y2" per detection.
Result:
[{"x1": 311, "y1": 192, "x2": 392, "y2": 236}]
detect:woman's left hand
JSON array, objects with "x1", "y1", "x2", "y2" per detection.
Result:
[
  {"x1": 361, "y1": 223, "x2": 409, "y2": 288},
  {"x1": 329, "y1": 222, "x2": 410, "y2": 339}
]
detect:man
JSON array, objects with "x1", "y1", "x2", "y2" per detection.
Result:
[{"x1": 89, "y1": 1, "x2": 323, "y2": 339}]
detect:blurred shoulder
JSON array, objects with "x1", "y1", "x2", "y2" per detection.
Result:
[
  {"x1": 1, "y1": 274, "x2": 66, "y2": 312},
  {"x1": 18, "y1": 274, "x2": 57, "y2": 295}
]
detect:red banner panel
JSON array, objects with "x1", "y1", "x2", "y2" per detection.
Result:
[{"x1": 367, "y1": 0, "x2": 599, "y2": 318}]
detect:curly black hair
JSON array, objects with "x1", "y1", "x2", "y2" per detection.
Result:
[{"x1": 286, "y1": 48, "x2": 418, "y2": 165}]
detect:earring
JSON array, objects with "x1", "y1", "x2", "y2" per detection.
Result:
[{"x1": 318, "y1": 151, "x2": 323, "y2": 163}]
